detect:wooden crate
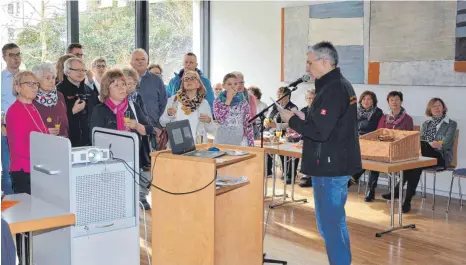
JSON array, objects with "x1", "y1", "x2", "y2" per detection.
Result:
[{"x1": 359, "y1": 129, "x2": 420, "y2": 163}]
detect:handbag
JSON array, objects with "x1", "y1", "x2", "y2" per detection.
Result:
[{"x1": 156, "y1": 128, "x2": 168, "y2": 151}]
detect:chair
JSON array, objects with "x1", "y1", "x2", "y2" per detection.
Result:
[
  {"x1": 446, "y1": 168, "x2": 465, "y2": 214},
  {"x1": 420, "y1": 129, "x2": 459, "y2": 210}
]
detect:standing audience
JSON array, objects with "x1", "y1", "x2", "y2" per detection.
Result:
[
  {"x1": 214, "y1": 73, "x2": 254, "y2": 146},
  {"x1": 166, "y1": 53, "x2": 214, "y2": 110},
  {"x1": 32, "y1": 62, "x2": 69, "y2": 138},
  {"x1": 6, "y1": 71, "x2": 49, "y2": 195},
  {"x1": 55, "y1": 54, "x2": 76, "y2": 84},
  {"x1": 1, "y1": 43, "x2": 21, "y2": 195},
  {"x1": 298, "y1": 89, "x2": 317, "y2": 188},
  {"x1": 57, "y1": 57, "x2": 97, "y2": 147},
  {"x1": 90, "y1": 69, "x2": 152, "y2": 210}
]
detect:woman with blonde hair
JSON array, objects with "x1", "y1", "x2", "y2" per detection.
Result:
[
  {"x1": 6, "y1": 70, "x2": 49, "y2": 194},
  {"x1": 160, "y1": 70, "x2": 214, "y2": 143}
]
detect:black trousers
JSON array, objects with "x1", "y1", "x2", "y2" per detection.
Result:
[
  {"x1": 398, "y1": 142, "x2": 445, "y2": 203},
  {"x1": 267, "y1": 155, "x2": 299, "y2": 179},
  {"x1": 10, "y1": 170, "x2": 31, "y2": 265},
  {"x1": 353, "y1": 170, "x2": 380, "y2": 188}
]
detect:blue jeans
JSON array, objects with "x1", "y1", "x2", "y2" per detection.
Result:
[
  {"x1": 1, "y1": 135, "x2": 13, "y2": 194},
  {"x1": 312, "y1": 176, "x2": 351, "y2": 265}
]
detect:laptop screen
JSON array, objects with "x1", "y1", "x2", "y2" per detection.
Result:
[{"x1": 166, "y1": 119, "x2": 196, "y2": 155}]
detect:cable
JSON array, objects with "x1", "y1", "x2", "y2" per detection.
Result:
[
  {"x1": 110, "y1": 151, "x2": 216, "y2": 196},
  {"x1": 138, "y1": 201, "x2": 151, "y2": 265}
]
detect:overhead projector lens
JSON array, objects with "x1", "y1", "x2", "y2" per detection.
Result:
[{"x1": 88, "y1": 149, "x2": 102, "y2": 163}]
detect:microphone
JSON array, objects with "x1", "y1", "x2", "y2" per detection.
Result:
[{"x1": 288, "y1": 74, "x2": 311, "y2": 88}]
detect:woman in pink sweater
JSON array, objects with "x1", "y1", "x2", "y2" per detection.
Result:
[{"x1": 6, "y1": 70, "x2": 49, "y2": 195}]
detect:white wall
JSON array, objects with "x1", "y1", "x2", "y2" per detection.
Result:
[{"x1": 211, "y1": 1, "x2": 466, "y2": 198}]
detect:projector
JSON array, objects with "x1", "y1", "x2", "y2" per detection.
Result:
[{"x1": 71, "y1": 146, "x2": 110, "y2": 165}]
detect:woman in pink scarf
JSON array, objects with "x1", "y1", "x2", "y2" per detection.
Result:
[{"x1": 90, "y1": 69, "x2": 152, "y2": 136}]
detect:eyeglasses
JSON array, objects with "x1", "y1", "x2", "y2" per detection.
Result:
[
  {"x1": 94, "y1": 64, "x2": 106, "y2": 69},
  {"x1": 183, "y1": 76, "x2": 197, "y2": 82},
  {"x1": 74, "y1": 53, "x2": 84, "y2": 58},
  {"x1": 238, "y1": 81, "x2": 245, "y2": 85},
  {"x1": 70, "y1": 68, "x2": 87, "y2": 73},
  {"x1": 20, "y1": 81, "x2": 40, "y2": 88},
  {"x1": 8, "y1": 52, "x2": 21, "y2": 58}
]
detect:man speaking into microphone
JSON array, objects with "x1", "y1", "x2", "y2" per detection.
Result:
[{"x1": 279, "y1": 41, "x2": 361, "y2": 265}]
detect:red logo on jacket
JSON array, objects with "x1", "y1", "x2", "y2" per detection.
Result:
[{"x1": 320, "y1": 109, "x2": 327, "y2": 115}]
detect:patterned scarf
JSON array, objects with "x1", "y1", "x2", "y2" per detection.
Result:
[
  {"x1": 217, "y1": 90, "x2": 246, "y2": 107},
  {"x1": 423, "y1": 115, "x2": 445, "y2": 142},
  {"x1": 36, "y1": 88, "x2": 58, "y2": 107},
  {"x1": 176, "y1": 89, "x2": 205, "y2": 115},
  {"x1": 357, "y1": 105, "x2": 376, "y2": 121},
  {"x1": 386, "y1": 107, "x2": 407, "y2": 125},
  {"x1": 127, "y1": 90, "x2": 138, "y2": 103},
  {"x1": 105, "y1": 98, "x2": 129, "y2": 131}
]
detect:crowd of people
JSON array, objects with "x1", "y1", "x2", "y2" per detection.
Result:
[{"x1": 1, "y1": 41, "x2": 458, "y2": 216}]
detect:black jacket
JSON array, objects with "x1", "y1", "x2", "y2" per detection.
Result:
[
  {"x1": 358, "y1": 107, "x2": 383, "y2": 136},
  {"x1": 57, "y1": 76, "x2": 98, "y2": 147},
  {"x1": 288, "y1": 68, "x2": 362, "y2": 177},
  {"x1": 90, "y1": 102, "x2": 153, "y2": 168}
]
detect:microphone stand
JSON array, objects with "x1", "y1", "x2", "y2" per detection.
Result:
[
  {"x1": 249, "y1": 86, "x2": 298, "y2": 265},
  {"x1": 248, "y1": 85, "x2": 299, "y2": 148}
]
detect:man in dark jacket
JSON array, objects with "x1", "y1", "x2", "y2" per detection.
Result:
[
  {"x1": 57, "y1": 57, "x2": 98, "y2": 147},
  {"x1": 279, "y1": 41, "x2": 361, "y2": 265}
]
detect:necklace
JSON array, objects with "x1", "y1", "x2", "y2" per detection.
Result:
[{"x1": 21, "y1": 103, "x2": 47, "y2": 134}]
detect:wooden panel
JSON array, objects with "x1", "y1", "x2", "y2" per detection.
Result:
[
  {"x1": 309, "y1": 0, "x2": 363, "y2": 18},
  {"x1": 369, "y1": 1, "x2": 457, "y2": 62},
  {"x1": 367, "y1": 62, "x2": 380, "y2": 84},
  {"x1": 9, "y1": 214, "x2": 75, "y2": 235},
  {"x1": 454, "y1": 61, "x2": 466, "y2": 72},
  {"x1": 309, "y1": 18, "x2": 363, "y2": 46},
  {"x1": 216, "y1": 181, "x2": 250, "y2": 196},
  {"x1": 151, "y1": 154, "x2": 216, "y2": 265},
  {"x1": 215, "y1": 146, "x2": 264, "y2": 265}
]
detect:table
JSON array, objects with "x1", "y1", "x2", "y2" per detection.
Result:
[
  {"x1": 362, "y1": 157, "x2": 437, "y2": 237},
  {"x1": 2, "y1": 193, "x2": 75, "y2": 265},
  {"x1": 257, "y1": 141, "x2": 437, "y2": 237},
  {"x1": 258, "y1": 141, "x2": 308, "y2": 208}
]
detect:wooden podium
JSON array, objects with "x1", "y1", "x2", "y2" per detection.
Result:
[{"x1": 150, "y1": 144, "x2": 265, "y2": 265}]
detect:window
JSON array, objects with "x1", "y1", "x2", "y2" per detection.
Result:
[
  {"x1": 0, "y1": 0, "x2": 67, "y2": 69},
  {"x1": 148, "y1": 0, "x2": 201, "y2": 83},
  {"x1": 78, "y1": 0, "x2": 135, "y2": 67}
]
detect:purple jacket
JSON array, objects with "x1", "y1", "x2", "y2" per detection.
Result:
[{"x1": 377, "y1": 113, "x2": 414, "y2": 131}]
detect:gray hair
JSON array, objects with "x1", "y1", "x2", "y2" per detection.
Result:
[
  {"x1": 64, "y1": 57, "x2": 85, "y2": 75},
  {"x1": 232, "y1": 71, "x2": 244, "y2": 79},
  {"x1": 131, "y1": 48, "x2": 148, "y2": 60},
  {"x1": 90, "y1": 56, "x2": 107, "y2": 68},
  {"x1": 308, "y1": 41, "x2": 339, "y2": 67},
  {"x1": 306, "y1": 89, "x2": 316, "y2": 95},
  {"x1": 32, "y1": 62, "x2": 57, "y2": 79}
]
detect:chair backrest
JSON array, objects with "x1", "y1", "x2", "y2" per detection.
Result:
[
  {"x1": 414, "y1": 125, "x2": 421, "y2": 131},
  {"x1": 451, "y1": 129, "x2": 459, "y2": 168}
]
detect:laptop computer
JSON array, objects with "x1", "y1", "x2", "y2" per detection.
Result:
[{"x1": 166, "y1": 119, "x2": 225, "y2": 158}]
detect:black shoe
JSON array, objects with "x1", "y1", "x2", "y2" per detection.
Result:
[
  {"x1": 364, "y1": 190, "x2": 375, "y2": 202},
  {"x1": 298, "y1": 178, "x2": 312, "y2": 188},
  {"x1": 140, "y1": 199, "x2": 151, "y2": 210},
  {"x1": 402, "y1": 202, "x2": 411, "y2": 213},
  {"x1": 381, "y1": 192, "x2": 399, "y2": 200}
]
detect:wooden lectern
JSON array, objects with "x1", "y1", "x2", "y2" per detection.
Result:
[{"x1": 150, "y1": 144, "x2": 265, "y2": 265}]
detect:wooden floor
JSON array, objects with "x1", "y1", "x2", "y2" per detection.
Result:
[{"x1": 138, "y1": 180, "x2": 466, "y2": 265}]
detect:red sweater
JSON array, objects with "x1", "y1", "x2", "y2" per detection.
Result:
[
  {"x1": 6, "y1": 100, "x2": 49, "y2": 173},
  {"x1": 377, "y1": 113, "x2": 414, "y2": 131}
]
